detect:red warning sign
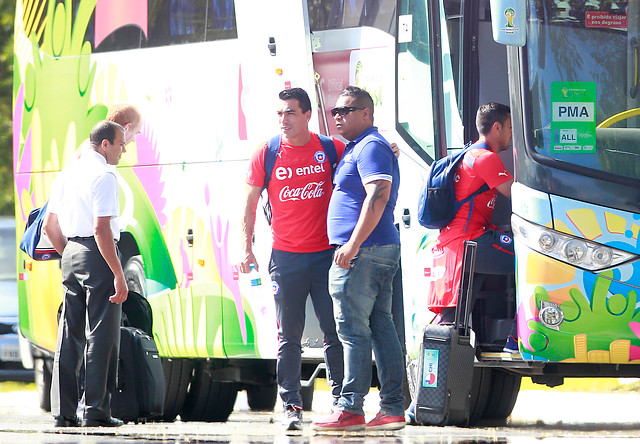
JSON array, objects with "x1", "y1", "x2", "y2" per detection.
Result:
[{"x1": 585, "y1": 11, "x2": 627, "y2": 29}]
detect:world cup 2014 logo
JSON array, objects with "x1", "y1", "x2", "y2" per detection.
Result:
[{"x1": 504, "y1": 7, "x2": 516, "y2": 27}]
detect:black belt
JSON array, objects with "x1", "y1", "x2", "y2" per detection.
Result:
[
  {"x1": 68, "y1": 236, "x2": 118, "y2": 244},
  {"x1": 68, "y1": 236, "x2": 94, "y2": 241}
]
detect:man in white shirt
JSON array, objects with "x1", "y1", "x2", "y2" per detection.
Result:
[{"x1": 44, "y1": 120, "x2": 128, "y2": 428}]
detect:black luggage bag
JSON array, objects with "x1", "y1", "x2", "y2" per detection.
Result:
[
  {"x1": 111, "y1": 326, "x2": 166, "y2": 423},
  {"x1": 415, "y1": 241, "x2": 477, "y2": 426}
]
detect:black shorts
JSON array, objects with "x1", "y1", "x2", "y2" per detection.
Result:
[{"x1": 472, "y1": 229, "x2": 515, "y2": 275}]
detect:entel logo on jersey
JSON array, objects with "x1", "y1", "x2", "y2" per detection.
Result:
[
  {"x1": 275, "y1": 163, "x2": 326, "y2": 181},
  {"x1": 314, "y1": 151, "x2": 326, "y2": 163},
  {"x1": 272, "y1": 281, "x2": 280, "y2": 295},
  {"x1": 500, "y1": 234, "x2": 512, "y2": 245}
]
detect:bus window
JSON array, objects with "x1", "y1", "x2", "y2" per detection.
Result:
[
  {"x1": 93, "y1": 26, "x2": 145, "y2": 53},
  {"x1": 444, "y1": 0, "x2": 463, "y2": 125},
  {"x1": 309, "y1": 0, "x2": 396, "y2": 34},
  {"x1": 205, "y1": 0, "x2": 237, "y2": 41},
  {"x1": 92, "y1": 0, "x2": 237, "y2": 52},
  {"x1": 397, "y1": 0, "x2": 466, "y2": 161},
  {"x1": 526, "y1": 0, "x2": 640, "y2": 181},
  {"x1": 396, "y1": 0, "x2": 437, "y2": 162},
  {"x1": 147, "y1": 0, "x2": 207, "y2": 47}
]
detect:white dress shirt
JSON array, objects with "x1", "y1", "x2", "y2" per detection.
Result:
[{"x1": 48, "y1": 149, "x2": 120, "y2": 241}]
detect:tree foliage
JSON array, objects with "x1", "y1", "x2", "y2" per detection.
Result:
[{"x1": 0, "y1": 0, "x2": 15, "y2": 215}]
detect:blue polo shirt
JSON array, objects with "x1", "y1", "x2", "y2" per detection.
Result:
[{"x1": 327, "y1": 126, "x2": 400, "y2": 246}]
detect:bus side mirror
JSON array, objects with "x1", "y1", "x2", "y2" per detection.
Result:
[{"x1": 490, "y1": 0, "x2": 527, "y2": 47}]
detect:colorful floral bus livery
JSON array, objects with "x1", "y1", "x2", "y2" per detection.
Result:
[
  {"x1": 14, "y1": 0, "x2": 640, "y2": 427},
  {"x1": 514, "y1": 185, "x2": 640, "y2": 363},
  {"x1": 13, "y1": 0, "x2": 412, "y2": 421}
]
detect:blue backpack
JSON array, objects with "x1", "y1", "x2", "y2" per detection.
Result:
[
  {"x1": 261, "y1": 134, "x2": 338, "y2": 224},
  {"x1": 417, "y1": 142, "x2": 490, "y2": 230},
  {"x1": 19, "y1": 201, "x2": 62, "y2": 261}
]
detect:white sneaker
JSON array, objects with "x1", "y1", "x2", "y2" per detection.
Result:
[
  {"x1": 405, "y1": 402, "x2": 417, "y2": 425},
  {"x1": 283, "y1": 405, "x2": 303, "y2": 431}
]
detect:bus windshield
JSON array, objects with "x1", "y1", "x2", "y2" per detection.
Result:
[{"x1": 526, "y1": 0, "x2": 640, "y2": 181}]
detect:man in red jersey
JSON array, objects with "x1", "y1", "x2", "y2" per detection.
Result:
[
  {"x1": 427, "y1": 102, "x2": 517, "y2": 351},
  {"x1": 240, "y1": 88, "x2": 345, "y2": 431}
]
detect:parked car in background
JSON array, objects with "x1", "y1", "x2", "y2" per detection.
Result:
[{"x1": 0, "y1": 217, "x2": 33, "y2": 382}]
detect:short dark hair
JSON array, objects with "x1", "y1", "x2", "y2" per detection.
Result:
[
  {"x1": 339, "y1": 86, "x2": 374, "y2": 116},
  {"x1": 279, "y1": 87, "x2": 312, "y2": 113},
  {"x1": 89, "y1": 120, "x2": 123, "y2": 147},
  {"x1": 476, "y1": 102, "x2": 510, "y2": 136}
]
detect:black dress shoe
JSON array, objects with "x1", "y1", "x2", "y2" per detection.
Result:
[
  {"x1": 82, "y1": 417, "x2": 124, "y2": 427},
  {"x1": 54, "y1": 416, "x2": 81, "y2": 427}
]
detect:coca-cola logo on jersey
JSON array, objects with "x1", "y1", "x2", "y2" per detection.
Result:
[{"x1": 279, "y1": 181, "x2": 325, "y2": 202}]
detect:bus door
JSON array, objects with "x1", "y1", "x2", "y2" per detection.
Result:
[
  {"x1": 309, "y1": 1, "x2": 397, "y2": 136},
  {"x1": 297, "y1": 1, "x2": 402, "y2": 356},
  {"x1": 308, "y1": 1, "x2": 417, "y2": 350},
  {"x1": 392, "y1": 0, "x2": 475, "y2": 356},
  {"x1": 393, "y1": 0, "x2": 514, "y2": 356},
  {"x1": 234, "y1": 1, "x2": 317, "y2": 141},
  {"x1": 441, "y1": 0, "x2": 516, "y2": 350}
]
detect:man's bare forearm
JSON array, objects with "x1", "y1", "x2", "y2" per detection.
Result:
[
  {"x1": 348, "y1": 180, "x2": 390, "y2": 248},
  {"x1": 43, "y1": 212, "x2": 67, "y2": 255}
]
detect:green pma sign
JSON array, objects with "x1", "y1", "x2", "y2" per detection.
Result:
[{"x1": 550, "y1": 82, "x2": 597, "y2": 153}]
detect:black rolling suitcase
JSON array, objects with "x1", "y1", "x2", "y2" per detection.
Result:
[
  {"x1": 416, "y1": 241, "x2": 477, "y2": 426},
  {"x1": 111, "y1": 326, "x2": 166, "y2": 423}
]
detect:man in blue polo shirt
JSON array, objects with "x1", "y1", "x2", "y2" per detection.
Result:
[{"x1": 312, "y1": 86, "x2": 404, "y2": 431}]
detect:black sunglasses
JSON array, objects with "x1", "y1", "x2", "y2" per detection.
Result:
[{"x1": 330, "y1": 106, "x2": 364, "y2": 118}]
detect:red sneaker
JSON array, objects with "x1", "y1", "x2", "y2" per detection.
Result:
[
  {"x1": 366, "y1": 412, "x2": 406, "y2": 430},
  {"x1": 312, "y1": 410, "x2": 366, "y2": 431}
]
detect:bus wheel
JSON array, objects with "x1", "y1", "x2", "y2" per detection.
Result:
[
  {"x1": 157, "y1": 358, "x2": 194, "y2": 421},
  {"x1": 301, "y1": 384, "x2": 314, "y2": 411},
  {"x1": 481, "y1": 369, "x2": 521, "y2": 423},
  {"x1": 468, "y1": 367, "x2": 492, "y2": 425},
  {"x1": 179, "y1": 361, "x2": 238, "y2": 422},
  {"x1": 35, "y1": 357, "x2": 52, "y2": 412},
  {"x1": 246, "y1": 383, "x2": 277, "y2": 411}
]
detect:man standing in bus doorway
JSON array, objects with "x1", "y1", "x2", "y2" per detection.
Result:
[
  {"x1": 106, "y1": 103, "x2": 143, "y2": 146},
  {"x1": 312, "y1": 86, "x2": 404, "y2": 431},
  {"x1": 44, "y1": 120, "x2": 129, "y2": 428},
  {"x1": 240, "y1": 87, "x2": 346, "y2": 431},
  {"x1": 427, "y1": 102, "x2": 516, "y2": 347},
  {"x1": 77, "y1": 103, "x2": 143, "y2": 156}
]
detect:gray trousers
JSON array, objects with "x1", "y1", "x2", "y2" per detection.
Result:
[
  {"x1": 269, "y1": 248, "x2": 344, "y2": 407},
  {"x1": 51, "y1": 237, "x2": 121, "y2": 420}
]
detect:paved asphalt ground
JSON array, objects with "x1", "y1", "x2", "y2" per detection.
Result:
[{"x1": 0, "y1": 387, "x2": 639, "y2": 442}]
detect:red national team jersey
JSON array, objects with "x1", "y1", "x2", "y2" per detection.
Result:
[
  {"x1": 438, "y1": 146, "x2": 512, "y2": 245},
  {"x1": 427, "y1": 144, "x2": 512, "y2": 313},
  {"x1": 246, "y1": 133, "x2": 345, "y2": 253}
]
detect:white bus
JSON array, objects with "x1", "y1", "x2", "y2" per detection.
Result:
[
  {"x1": 13, "y1": 0, "x2": 439, "y2": 421},
  {"x1": 17, "y1": 0, "x2": 638, "y2": 426}
]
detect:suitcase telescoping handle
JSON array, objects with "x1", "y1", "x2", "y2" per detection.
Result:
[{"x1": 454, "y1": 240, "x2": 477, "y2": 337}]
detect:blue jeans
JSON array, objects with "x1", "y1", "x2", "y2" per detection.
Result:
[
  {"x1": 270, "y1": 248, "x2": 344, "y2": 407},
  {"x1": 329, "y1": 244, "x2": 404, "y2": 417}
]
